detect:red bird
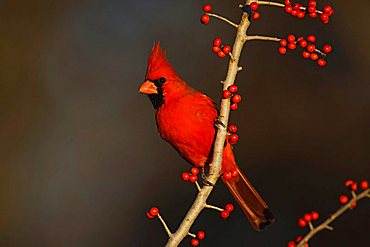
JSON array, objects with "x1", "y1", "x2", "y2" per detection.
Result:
[{"x1": 139, "y1": 43, "x2": 274, "y2": 230}]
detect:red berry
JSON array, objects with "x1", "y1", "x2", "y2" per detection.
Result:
[
  {"x1": 288, "y1": 42, "x2": 296, "y2": 50},
  {"x1": 323, "y1": 45, "x2": 332, "y2": 53},
  {"x1": 288, "y1": 241, "x2": 296, "y2": 247},
  {"x1": 308, "y1": 0, "x2": 317, "y2": 6},
  {"x1": 229, "y1": 134, "x2": 239, "y2": 144},
  {"x1": 292, "y1": 3, "x2": 300, "y2": 10},
  {"x1": 311, "y1": 211, "x2": 319, "y2": 220},
  {"x1": 221, "y1": 210, "x2": 230, "y2": 219},
  {"x1": 345, "y1": 179, "x2": 354, "y2": 187},
  {"x1": 320, "y1": 13, "x2": 329, "y2": 22},
  {"x1": 223, "y1": 171, "x2": 232, "y2": 180},
  {"x1": 191, "y1": 167, "x2": 199, "y2": 175},
  {"x1": 217, "y1": 51, "x2": 226, "y2": 58},
  {"x1": 146, "y1": 211, "x2": 155, "y2": 219},
  {"x1": 191, "y1": 238, "x2": 199, "y2": 246},
  {"x1": 231, "y1": 169, "x2": 238, "y2": 177},
  {"x1": 223, "y1": 90, "x2": 231, "y2": 99},
  {"x1": 310, "y1": 53, "x2": 318, "y2": 61},
  {"x1": 291, "y1": 10, "x2": 298, "y2": 16},
  {"x1": 232, "y1": 94, "x2": 242, "y2": 103},
  {"x1": 225, "y1": 203, "x2": 234, "y2": 212},
  {"x1": 317, "y1": 59, "x2": 326, "y2": 67},
  {"x1": 303, "y1": 213, "x2": 312, "y2": 222},
  {"x1": 197, "y1": 230, "x2": 205, "y2": 240},
  {"x1": 297, "y1": 11, "x2": 305, "y2": 19},
  {"x1": 203, "y1": 4, "x2": 212, "y2": 13},
  {"x1": 351, "y1": 183, "x2": 358, "y2": 191},
  {"x1": 212, "y1": 46, "x2": 221, "y2": 53},
  {"x1": 213, "y1": 38, "x2": 222, "y2": 46},
  {"x1": 297, "y1": 36, "x2": 304, "y2": 41},
  {"x1": 278, "y1": 47, "x2": 287, "y2": 55},
  {"x1": 250, "y1": 2, "x2": 259, "y2": 11},
  {"x1": 306, "y1": 44, "x2": 315, "y2": 53},
  {"x1": 222, "y1": 45, "x2": 232, "y2": 54},
  {"x1": 307, "y1": 6, "x2": 316, "y2": 13},
  {"x1": 295, "y1": 236, "x2": 303, "y2": 243},
  {"x1": 201, "y1": 14, "x2": 210, "y2": 24},
  {"x1": 302, "y1": 51, "x2": 311, "y2": 59},
  {"x1": 189, "y1": 174, "x2": 198, "y2": 183},
  {"x1": 339, "y1": 195, "x2": 349, "y2": 204},
  {"x1": 299, "y1": 40, "x2": 307, "y2": 48},
  {"x1": 298, "y1": 218, "x2": 307, "y2": 227},
  {"x1": 360, "y1": 180, "x2": 369, "y2": 189},
  {"x1": 284, "y1": 0, "x2": 292, "y2": 5},
  {"x1": 251, "y1": 12, "x2": 261, "y2": 20},
  {"x1": 287, "y1": 34, "x2": 295, "y2": 42},
  {"x1": 228, "y1": 124, "x2": 238, "y2": 133},
  {"x1": 230, "y1": 103, "x2": 238, "y2": 111},
  {"x1": 323, "y1": 5, "x2": 332, "y2": 14},
  {"x1": 309, "y1": 12, "x2": 318, "y2": 18},
  {"x1": 285, "y1": 5, "x2": 293, "y2": 13},
  {"x1": 149, "y1": 207, "x2": 159, "y2": 216},
  {"x1": 228, "y1": 85, "x2": 238, "y2": 93},
  {"x1": 327, "y1": 9, "x2": 335, "y2": 16},
  {"x1": 350, "y1": 201, "x2": 357, "y2": 208},
  {"x1": 182, "y1": 172, "x2": 190, "y2": 181},
  {"x1": 307, "y1": 35, "x2": 316, "y2": 43},
  {"x1": 280, "y1": 39, "x2": 287, "y2": 46}
]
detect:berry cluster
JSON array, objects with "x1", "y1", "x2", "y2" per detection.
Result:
[
  {"x1": 182, "y1": 167, "x2": 200, "y2": 183},
  {"x1": 212, "y1": 38, "x2": 232, "y2": 58},
  {"x1": 190, "y1": 230, "x2": 206, "y2": 246},
  {"x1": 288, "y1": 236, "x2": 308, "y2": 247},
  {"x1": 146, "y1": 207, "x2": 160, "y2": 219},
  {"x1": 339, "y1": 179, "x2": 369, "y2": 207},
  {"x1": 297, "y1": 211, "x2": 319, "y2": 228},
  {"x1": 223, "y1": 85, "x2": 242, "y2": 110},
  {"x1": 278, "y1": 34, "x2": 332, "y2": 67},
  {"x1": 220, "y1": 203, "x2": 234, "y2": 219},
  {"x1": 200, "y1": 4, "x2": 212, "y2": 24},
  {"x1": 284, "y1": 0, "x2": 334, "y2": 24},
  {"x1": 250, "y1": 2, "x2": 261, "y2": 20}
]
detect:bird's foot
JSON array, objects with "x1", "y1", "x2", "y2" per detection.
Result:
[{"x1": 214, "y1": 116, "x2": 226, "y2": 129}]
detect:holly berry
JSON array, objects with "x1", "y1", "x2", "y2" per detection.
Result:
[
  {"x1": 291, "y1": 10, "x2": 298, "y2": 16},
  {"x1": 351, "y1": 183, "x2": 358, "y2": 191},
  {"x1": 217, "y1": 51, "x2": 226, "y2": 58},
  {"x1": 229, "y1": 134, "x2": 239, "y2": 144},
  {"x1": 191, "y1": 167, "x2": 199, "y2": 175},
  {"x1": 303, "y1": 213, "x2": 312, "y2": 222},
  {"x1": 191, "y1": 238, "x2": 199, "y2": 246},
  {"x1": 302, "y1": 51, "x2": 311, "y2": 59},
  {"x1": 288, "y1": 42, "x2": 296, "y2": 50},
  {"x1": 223, "y1": 171, "x2": 232, "y2": 180},
  {"x1": 212, "y1": 46, "x2": 221, "y2": 53},
  {"x1": 287, "y1": 34, "x2": 296, "y2": 42},
  {"x1": 189, "y1": 174, "x2": 198, "y2": 183},
  {"x1": 306, "y1": 44, "x2": 316, "y2": 53},
  {"x1": 309, "y1": 12, "x2": 318, "y2": 18},
  {"x1": 225, "y1": 203, "x2": 234, "y2": 212},
  {"x1": 308, "y1": 0, "x2": 317, "y2": 7},
  {"x1": 222, "y1": 45, "x2": 232, "y2": 54},
  {"x1": 182, "y1": 172, "x2": 190, "y2": 181},
  {"x1": 285, "y1": 5, "x2": 293, "y2": 13},
  {"x1": 307, "y1": 35, "x2": 316, "y2": 43},
  {"x1": 288, "y1": 241, "x2": 296, "y2": 247},
  {"x1": 295, "y1": 236, "x2": 303, "y2": 243},
  {"x1": 360, "y1": 180, "x2": 369, "y2": 189},
  {"x1": 251, "y1": 12, "x2": 261, "y2": 20},
  {"x1": 203, "y1": 4, "x2": 212, "y2": 12},
  {"x1": 280, "y1": 39, "x2": 287, "y2": 46},
  {"x1": 149, "y1": 207, "x2": 159, "y2": 216},
  {"x1": 299, "y1": 39, "x2": 307, "y2": 48},
  {"x1": 228, "y1": 85, "x2": 238, "y2": 93},
  {"x1": 339, "y1": 195, "x2": 349, "y2": 204},
  {"x1": 320, "y1": 13, "x2": 329, "y2": 23},
  {"x1": 201, "y1": 14, "x2": 210, "y2": 25},
  {"x1": 231, "y1": 169, "x2": 238, "y2": 177},
  {"x1": 307, "y1": 6, "x2": 316, "y2": 13},
  {"x1": 345, "y1": 179, "x2": 354, "y2": 188},
  {"x1": 223, "y1": 90, "x2": 231, "y2": 99},
  {"x1": 292, "y1": 3, "x2": 300, "y2": 10},
  {"x1": 230, "y1": 103, "x2": 238, "y2": 111},
  {"x1": 298, "y1": 218, "x2": 306, "y2": 227},
  {"x1": 250, "y1": 2, "x2": 259, "y2": 11},
  {"x1": 323, "y1": 45, "x2": 332, "y2": 53},
  {"x1": 297, "y1": 11, "x2": 305, "y2": 19},
  {"x1": 146, "y1": 211, "x2": 155, "y2": 219},
  {"x1": 284, "y1": 0, "x2": 292, "y2": 5},
  {"x1": 311, "y1": 211, "x2": 319, "y2": 220},
  {"x1": 317, "y1": 59, "x2": 326, "y2": 67},
  {"x1": 278, "y1": 47, "x2": 287, "y2": 55},
  {"x1": 323, "y1": 5, "x2": 332, "y2": 14},
  {"x1": 221, "y1": 210, "x2": 230, "y2": 219},
  {"x1": 350, "y1": 201, "x2": 357, "y2": 208},
  {"x1": 213, "y1": 38, "x2": 222, "y2": 46},
  {"x1": 228, "y1": 124, "x2": 238, "y2": 133},
  {"x1": 232, "y1": 94, "x2": 242, "y2": 103},
  {"x1": 197, "y1": 230, "x2": 205, "y2": 240},
  {"x1": 310, "y1": 53, "x2": 318, "y2": 61}
]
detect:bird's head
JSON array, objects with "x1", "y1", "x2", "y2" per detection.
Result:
[{"x1": 139, "y1": 42, "x2": 188, "y2": 109}]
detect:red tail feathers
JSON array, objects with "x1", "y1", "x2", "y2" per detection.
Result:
[{"x1": 222, "y1": 141, "x2": 274, "y2": 230}]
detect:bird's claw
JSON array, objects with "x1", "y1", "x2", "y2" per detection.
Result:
[{"x1": 214, "y1": 116, "x2": 226, "y2": 129}]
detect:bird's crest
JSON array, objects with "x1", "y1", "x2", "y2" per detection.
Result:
[{"x1": 146, "y1": 42, "x2": 179, "y2": 81}]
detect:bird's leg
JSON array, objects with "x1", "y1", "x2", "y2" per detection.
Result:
[{"x1": 214, "y1": 116, "x2": 226, "y2": 129}]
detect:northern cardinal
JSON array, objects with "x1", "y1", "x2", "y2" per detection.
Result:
[{"x1": 139, "y1": 43, "x2": 274, "y2": 230}]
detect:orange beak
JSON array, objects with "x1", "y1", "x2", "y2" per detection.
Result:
[{"x1": 139, "y1": 80, "x2": 158, "y2": 94}]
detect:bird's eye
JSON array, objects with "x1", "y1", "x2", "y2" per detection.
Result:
[{"x1": 159, "y1": 77, "x2": 166, "y2": 84}]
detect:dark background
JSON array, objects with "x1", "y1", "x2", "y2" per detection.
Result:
[{"x1": 0, "y1": 0, "x2": 369, "y2": 246}]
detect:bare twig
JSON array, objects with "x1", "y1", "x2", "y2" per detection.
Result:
[
  {"x1": 164, "y1": 1, "x2": 253, "y2": 246},
  {"x1": 256, "y1": 1, "x2": 323, "y2": 14},
  {"x1": 207, "y1": 13, "x2": 239, "y2": 28},
  {"x1": 157, "y1": 213, "x2": 173, "y2": 238},
  {"x1": 296, "y1": 188, "x2": 370, "y2": 247}
]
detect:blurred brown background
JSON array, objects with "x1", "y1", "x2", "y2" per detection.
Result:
[{"x1": 0, "y1": 0, "x2": 369, "y2": 246}]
